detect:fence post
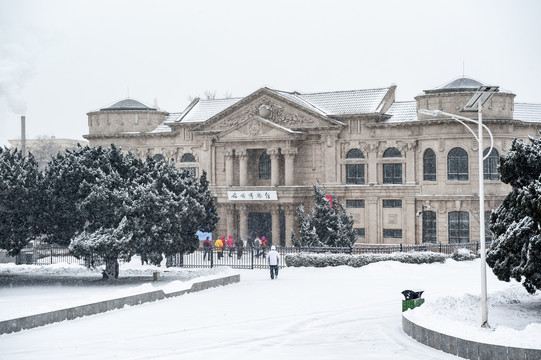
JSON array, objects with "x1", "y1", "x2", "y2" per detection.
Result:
[
  {"x1": 439, "y1": 242, "x2": 442, "y2": 253},
  {"x1": 210, "y1": 247, "x2": 214, "y2": 268},
  {"x1": 400, "y1": 243, "x2": 403, "y2": 252},
  {"x1": 251, "y1": 247, "x2": 254, "y2": 269}
]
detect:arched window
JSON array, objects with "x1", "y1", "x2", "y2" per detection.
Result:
[
  {"x1": 259, "y1": 152, "x2": 271, "y2": 180},
  {"x1": 383, "y1": 147, "x2": 402, "y2": 184},
  {"x1": 483, "y1": 148, "x2": 499, "y2": 180},
  {"x1": 346, "y1": 148, "x2": 365, "y2": 184},
  {"x1": 383, "y1": 147, "x2": 402, "y2": 158},
  {"x1": 422, "y1": 210, "x2": 437, "y2": 243},
  {"x1": 181, "y1": 153, "x2": 196, "y2": 162},
  {"x1": 447, "y1": 148, "x2": 468, "y2": 181},
  {"x1": 448, "y1": 211, "x2": 469, "y2": 243},
  {"x1": 153, "y1": 154, "x2": 165, "y2": 162},
  {"x1": 423, "y1": 148, "x2": 436, "y2": 181}
]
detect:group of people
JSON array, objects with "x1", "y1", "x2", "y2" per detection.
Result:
[
  {"x1": 201, "y1": 234, "x2": 280, "y2": 279},
  {"x1": 202, "y1": 235, "x2": 244, "y2": 260}
]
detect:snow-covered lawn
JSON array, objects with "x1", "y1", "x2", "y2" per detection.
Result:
[{"x1": 0, "y1": 258, "x2": 539, "y2": 359}]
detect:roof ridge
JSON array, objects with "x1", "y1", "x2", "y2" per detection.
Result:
[
  {"x1": 299, "y1": 87, "x2": 391, "y2": 96},
  {"x1": 265, "y1": 88, "x2": 328, "y2": 115}
]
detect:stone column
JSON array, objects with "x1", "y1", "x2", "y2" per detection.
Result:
[
  {"x1": 283, "y1": 147, "x2": 298, "y2": 186},
  {"x1": 238, "y1": 149, "x2": 248, "y2": 186},
  {"x1": 323, "y1": 133, "x2": 338, "y2": 183},
  {"x1": 271, "y1": 206, "x2": 281, "y2": 246},
  {"x1": 238, "y1": 205, "x2": 248, "y2": 244},
  {"x1": 405, "y1": 198, "x2": 416, "y2": 244},
  {"x1": 268, "y1": 148, "x2": 280, "y2": 187},
  {"x1": 367, "y1": 197, "x2": 379, "y2": 243},
  {"x1": 403, "y1": 141, "x2": 417, "y2": 185},
  {"x1": 367, "y1": 142, "x2": 379, "y2": 185},
  {"x1": 283, "y1": 204, "x2": 296, "y2": 246},
  {"x1": 224, "y1": 204, "x2": 235, "y2": 238},
  {"x1": 224, "y1": 148, "x2": 234, "y2": 186}
]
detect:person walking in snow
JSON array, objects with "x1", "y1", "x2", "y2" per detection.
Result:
[
  {"x1": 267, "y1": 245, "x2": 280, "y2": 280},
  {"x1": 215, "y1": 237, "x2": 224, "y2": 259},
  {"x1": 260, "y1": 236, "x2": 268, "y2": 257},
  {"x1": 203, "y1": 237, "x2": 212, "y2": 260},
  {"x1": 254, "y1": 236, "x2": 262, "y2": 257},
  {"x1": 234, "y1": 238, "x2": 244, "y2": 259},
  {"x1": 227, "y1": 235, "x2": 234, "y2": 257}
]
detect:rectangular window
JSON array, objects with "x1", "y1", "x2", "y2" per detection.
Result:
[
  {"x1": 346, "y1": 199, "x2": 365, "y2": 208},
  {"x1": 383, "y1": 163, "x2": 402, "y2": 184},
  {"x1": 382, "y1": 199, "x2": 402, "y2": 208},
  {"x1": 354, "y1": 228, "x2": 365, "y2": 238},
  {"x1": 346, "y1": 164, "x2": 365, "y2": 184},
  {"x1": 448, "y1": 211, "x2": 469, "y2": 243},
  {"x1": 383, "y1": 229, "x2": 402, "y2": 238}
]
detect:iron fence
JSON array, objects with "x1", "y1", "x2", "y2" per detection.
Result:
[
  {"x1": 15, "y1": 242, "x2": 488, "y2": 269},
  {"x1": 15, "y1": 246, "x2": 101, "y2": 266}
]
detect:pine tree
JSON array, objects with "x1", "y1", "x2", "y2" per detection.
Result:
[
  {"x1": 294, "y1": 183, "x2": 356, "y2": 248},
  {"x1": 0, "y1": 147, "x2": 42, "y2": 256},
  {"x1": 487, "y1": 137, "x2": 541, "y2": 294},
  {"x1": 296, "y1": 205, "x2": 322, "y2": 247}
]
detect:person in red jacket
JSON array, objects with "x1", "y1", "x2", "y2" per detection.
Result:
[
  {"x1": 227, "y1": 235, "x2": 234, "y2": 257},
  {"x1": 261, "y1": 236, "x2": 268, "y2": 257}
]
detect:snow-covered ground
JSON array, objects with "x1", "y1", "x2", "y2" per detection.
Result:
[{"x1": 0, "y1": 258, "x2": 540, "y2": 359}]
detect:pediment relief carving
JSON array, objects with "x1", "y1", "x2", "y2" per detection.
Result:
[
  {"x1": 213, "y1": 96, "x2": 327, "y2": 130},
  {"x1": 219, "y1": 118, "x2": 299, "y2": 141}
]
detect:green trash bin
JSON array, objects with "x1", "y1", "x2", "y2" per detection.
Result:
[{"x1": 401, "y1": 290, "x2": 424, "y2": 312}]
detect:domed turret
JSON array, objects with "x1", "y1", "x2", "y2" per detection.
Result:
[
  {"x1": 87, "y1": 98, "x2": 167, "y2": 137},
  {"x1": 416, "y1": 77, "x2": 515, "y2": 120}
]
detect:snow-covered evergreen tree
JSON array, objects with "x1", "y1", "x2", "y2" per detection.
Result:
[
  {"x1": 69, "y1": 217, "x2": 133, "y2": 279},
  {"x1": 294, "y1": 184, "x2": 356, "y2": 247},
  {"x1": 296, "y1": 205, "x2": 322, "y2": 247},
  {"x1": 41, "y1": 144, "x2": 218, "y2": 277},
  {"x1": 487, "y1": 137, "x2": 541, "y2": 294},
  {"x1": 0, "y1": 147, "x2": 42, "y2": 255}
]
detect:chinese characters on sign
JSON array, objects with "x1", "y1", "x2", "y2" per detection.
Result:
[{"x1": 227, "y1": 191, "x2": 278, "y2": 201}]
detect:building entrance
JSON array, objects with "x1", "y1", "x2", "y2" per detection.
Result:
[{"x1": 248, "y1": 212, "x2": 272, "y2": 244}]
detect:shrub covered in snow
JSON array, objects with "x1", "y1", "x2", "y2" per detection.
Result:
[
  {"x1": 285, "y1": 251, "x2": 447, "y2": 268},
  {"x1": 451, "y1": 248, "x2": 478, "y2": 261}
]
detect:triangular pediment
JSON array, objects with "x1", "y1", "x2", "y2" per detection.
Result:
[
  {"x1": 193, "y1": 88, "x2": 344, "y2": 133},
  {"x1": 217, "y1": 116, "x2": 303, "y2": 142}
]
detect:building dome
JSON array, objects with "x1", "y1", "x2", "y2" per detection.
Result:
[
  {"x1": 100, "y1": 99, "x2": 156, "y2": 111},
  {"x1": 424, "y1": 77, "x2": 488, "y2": 94}
]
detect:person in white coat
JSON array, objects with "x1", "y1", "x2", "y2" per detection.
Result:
[{"x1": 266, "y1": 245, "x2": 280, "y2": 280}]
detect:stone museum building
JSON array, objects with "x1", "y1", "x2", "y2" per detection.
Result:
[{"x1": 84, "y1": 77, "x2": 541, "y2": 246}]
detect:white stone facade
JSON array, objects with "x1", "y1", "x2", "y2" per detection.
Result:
[{"x1": 84, "y1": 78, "x2": 541, "y2": 246}]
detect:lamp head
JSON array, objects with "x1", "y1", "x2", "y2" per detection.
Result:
[{"x1": 418, "y1": 109, "x2": 442, "y2": 117}]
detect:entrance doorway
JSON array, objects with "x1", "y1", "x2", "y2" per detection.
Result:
[{"x1": 248, "y1": 212, "x2": 272, "y2": 245}]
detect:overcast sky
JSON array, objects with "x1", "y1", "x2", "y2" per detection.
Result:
[{"x1": 1, "y1": 0, "x2": 540, "y2": 148}]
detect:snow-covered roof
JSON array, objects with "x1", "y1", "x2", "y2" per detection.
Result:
[
  {"x1": 384, "y1": 101, "x2": 418, "y2": 123},
  {"x1": 173, "y1": 98, "x2": 242, "y2": 124},
  {"x1": 149, "y1": 123, "x2": 172, "y2": 133},
  {"x1": 170, "y1": 87, "x2": 392, "y2": 126},
  {"x1": 295, "y1": 88, "x2": 391, "y2": 115},
  {"x1": 514, "y1": 103, "x2": 541, "y2": 123},
  {"x1": 100, "y1": 98, "x2": 156, "y2": 111}
]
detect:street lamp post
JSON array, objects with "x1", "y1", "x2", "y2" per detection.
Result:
[{"x1": 418, "y1": 85, "x2": 498, "y2": 328}]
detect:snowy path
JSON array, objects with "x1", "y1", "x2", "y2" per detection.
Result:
[{"x1": 0, "y1": 263, "x2": 468, "y2": 359}]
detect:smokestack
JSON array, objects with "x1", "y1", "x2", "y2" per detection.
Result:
[{"x1": 21, "y1": 116, "x2": 26, "y2": 157}]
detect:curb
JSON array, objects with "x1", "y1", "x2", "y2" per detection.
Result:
[
  {"x1": 402, "y1": 314, "x2": 541, "y2": 360},
  {"x1": 0, "y1": 274, "x2": 240, "y2": 335}
]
